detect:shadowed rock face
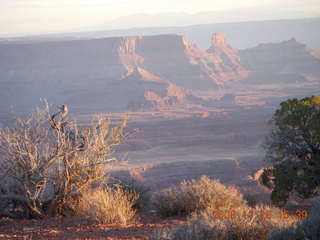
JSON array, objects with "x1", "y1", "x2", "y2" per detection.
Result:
[
  {"x1": 0, "y1": 34, "x2": 247, "y2": 113},
  {"x1": 0, "y1": 33, "x2": 319, "y2": 116},
  {"x1": 239, "y1": 38, "x2": 320, "y2": 74}
]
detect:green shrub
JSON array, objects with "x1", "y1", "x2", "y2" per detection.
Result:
[{"x1": 153, "y1": 175, "x2": 246, "y2": 217}]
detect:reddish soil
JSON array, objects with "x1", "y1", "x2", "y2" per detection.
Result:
[{"x1": 0, "y1": 214, "x2": 186, "y2": 240}]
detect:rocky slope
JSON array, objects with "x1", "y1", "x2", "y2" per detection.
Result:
[
  {"x1": 0, "y1": 34, "x2": 246, "y2": 114},
  {"x1": 239, "y1": 38, "x2": 320, "y2": 75}
]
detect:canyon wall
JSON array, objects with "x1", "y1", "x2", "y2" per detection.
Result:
[{"x1": 0, "y1": 33, "x2": 319, "y2": 116}]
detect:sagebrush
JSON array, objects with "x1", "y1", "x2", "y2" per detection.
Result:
[
  {"x1": 151, "y1": 205, "x2": 297, "y2": 240},
  {"x1": 76, "y1": 185, "x2": 139, "y2": 226},
  {"x1": 114, "y1": 178, "x2": 150, "y2": 212},
  {"x1": 151, "y1": 176, "x2": 298, "y2": 240},
  {"x1": 153, "y1": 175, "x2": 245, "y2": 216}
]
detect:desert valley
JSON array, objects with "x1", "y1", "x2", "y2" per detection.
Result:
[{"x1": 0, "y1": 15, "x2": 320, "y2": 239}]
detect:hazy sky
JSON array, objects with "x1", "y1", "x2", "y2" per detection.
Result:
[{"x1": 1, "y1": 0, "x2": 320, "y2": 36}]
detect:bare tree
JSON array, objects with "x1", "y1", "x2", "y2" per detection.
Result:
[{"x1": 0, "y1": 103, "x2": 127, "y2": 218}]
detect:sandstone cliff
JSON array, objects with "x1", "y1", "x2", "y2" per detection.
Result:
[
  {"x1": 0, "y1": 34, "x2": 247, "y2": 113},
  {"x1": 206, "y1": 33, "x2": 247, "y2": 86},
  {"x1": 0, "y1": 34, "x2": 319, "y2": 115},
  {"x1": 121, "y1": 34, "x2": 247, "y2": 90}
]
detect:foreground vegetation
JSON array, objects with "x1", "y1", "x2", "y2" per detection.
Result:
[
  {"x1": 153, "y1": 175, "x2": 245, "y2": 217},
  {"x1": 151, "y1": 95, "x2": 320, "y2": 239},
  {"x1": 1, "y1": 96, "x2": 319, "y2": 238},
  {"x1": 76, "y1": 185, "x2": 139, "y2": 225},
  {"x1": 0, "y1": 103, "x2": 134, "y2": 223},
  {"x1": 151, "y1": 176, "x2": 319, "y2": 240},
  {"x1": 262, "y1": 95, "x2": 320, "y2": 204},
  {"x1": 269, "y1": 198, "x2": 320, "y2": 240}
]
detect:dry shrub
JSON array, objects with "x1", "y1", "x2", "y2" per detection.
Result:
[
  {"x1": 151, "y1": 204, "x2": 297, "y2": 240},
  {"x1": 76, "y1": 185, "x2": 139, "y2": 226},
  {"x1": 268, "y1": 198, "x2": 320, "y2": 240},
  {"x1": 116, "y1": 179, "x2": 150, "y2": 212},
  {"x1": 153, "y1": 175, "x2": 246, "y2": 216},
  {"x1": 0, "y1": 103, "x2": 126, "y2": 219},
  {"x1": 151, "y1": 176, "x2": 300, "y2": 240}
]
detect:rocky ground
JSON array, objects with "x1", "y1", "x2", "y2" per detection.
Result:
[{"x1": 0, "y1": 214, "x2": 186, "y2": 240}]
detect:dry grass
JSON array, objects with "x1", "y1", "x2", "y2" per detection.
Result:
[
  {"x1": 153, "y1": 175, "x2": 246, "y2": 216},
  {"x1": 151, "y1": 175, "x2": 301, "y2": 240},
  {"x1": 151, "y1": 201, "x2": 298, "y2": 240},
  {"x1": 268, "y1": 198, "x2": 320, "y2": 240},
  {"x1": 151, "y1": 205, "x2": 297, "y2": 240},
  {"x1": 116, "y1": 179, "x2": 150, "y2": 212},
  {"x1": 76, "y1": 186, "x2": 139, "y2": 226}
]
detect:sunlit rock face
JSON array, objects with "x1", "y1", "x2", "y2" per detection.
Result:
[
  {"x1": 121, "y1": 34, "x2": 247, "y2": 90},
  {"x1": 0, "y1": 33, "x2": 319, "y2": 115},
  {"x1": 206, "y1": 33, "x2": 248, "y2": 86},
  {"x1": 0, "y1": 34, "x2": 248, "y2": 113}
]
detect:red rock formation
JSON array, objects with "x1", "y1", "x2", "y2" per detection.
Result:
[
  {"x1": 0, "y1": 34, "x2": 247, "y2": 112},
  {"x1": 206, "y1": 33, "x2": 248, "y2": 86},
  {"x1": 135, "y1": 34, "x2": 248, "y2": 90},
  {"x1": 128, "y1": 83, "x2": 201, "y2": 110},
  {"x1": 207, "y1": 33, "x2": 236, "y2": 55},
  {"x1": 117, "y1": 34, "x2": 248, "y2": 90}
]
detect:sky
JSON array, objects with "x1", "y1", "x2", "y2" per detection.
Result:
[{"x1": 1, "y1": 0, "x2": 320, "y2": 36}]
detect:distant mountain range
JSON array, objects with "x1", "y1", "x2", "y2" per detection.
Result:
[
  {"x1": 81, "y1": 8, "x2": 320, "y2": 31},
  {"x1": 0, "y1": 33, "x2": 319, "y2": 117},
  {"x1": 1, "y1": 17, "x2": 320, "y2": 50}
]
